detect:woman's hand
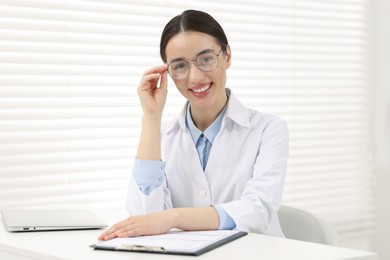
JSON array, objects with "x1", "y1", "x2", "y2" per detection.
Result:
[
  {"x1": 97, "y1": 207, "x2": 220, "y2": 241},
  {"x1": 137, "y1": 64, "x2": 168, "y2": 117},
  {"x1": 98, "y1": 210, "x2": 176, "y2": 241}
]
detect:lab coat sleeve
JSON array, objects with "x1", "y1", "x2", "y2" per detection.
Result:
[
  {"x1": 217, "y1": 119, "x2": 289, "y2": 235},
  {"x1": 126, "y1": 160, "x2": 172, "y2": 216}
]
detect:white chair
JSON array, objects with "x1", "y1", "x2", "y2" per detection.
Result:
[{"x1": 278, "y1": 205, "x2": 339, "y2": 246}]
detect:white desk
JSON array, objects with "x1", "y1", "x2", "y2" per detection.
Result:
[{"x1": 0, "y1": 210, "x2": 377, "y2": 260}]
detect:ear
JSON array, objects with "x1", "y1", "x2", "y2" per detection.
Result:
[{"x1": 224, "y1": 45, "x2": 232, "y2": 69}]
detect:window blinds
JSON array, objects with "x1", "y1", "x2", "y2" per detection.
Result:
[{"x1": 0, "y1": 0, "x2": 374, "y2": 242}]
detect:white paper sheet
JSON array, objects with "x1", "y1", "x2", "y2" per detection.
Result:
[{"x1": 94, "y1": 230, "x2": 244, "y2": 254}]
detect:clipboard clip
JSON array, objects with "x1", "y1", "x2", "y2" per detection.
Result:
[{"x1": 116, "y1": 244, "x2": 166, "y2": 253}]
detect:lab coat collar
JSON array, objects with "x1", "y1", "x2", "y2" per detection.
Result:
[
  {"x1": 165, "y1": 88, "x2": 251, "y2": 133},
  {"x1": 223, "y1": 88, "x2": 251, "y2": 128}
]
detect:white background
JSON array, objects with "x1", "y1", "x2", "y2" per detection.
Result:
[{"x1": 373, "y1": 0, "x2": 390, "y2": 259}]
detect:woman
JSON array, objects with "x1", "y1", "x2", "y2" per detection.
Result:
[{"x1": 99, "y1": 9, "x2": 288, "y2": 241}]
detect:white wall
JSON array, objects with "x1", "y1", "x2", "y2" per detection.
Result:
[{"x1": 373, "y1": 0, "x2": 390, "y2": 259}]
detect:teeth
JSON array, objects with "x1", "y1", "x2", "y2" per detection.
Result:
[{"x1": 192, "y1": 85, "x2": 210, "y2": 93}]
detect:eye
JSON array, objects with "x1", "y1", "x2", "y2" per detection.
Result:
[
  {"x1": 171, "y1": 61, "x2": 188, "y2": 71},
  {"x1": 198, "y1": 54, "x2": 215, "y2": 65}
]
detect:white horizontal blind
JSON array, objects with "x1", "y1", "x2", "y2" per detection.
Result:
[
  {"x1": 0, "y1": 0, "x2": 374, "y2": 243},
  {"x1": 215, "y1": 0, "x2": 375, "y2": 242}
]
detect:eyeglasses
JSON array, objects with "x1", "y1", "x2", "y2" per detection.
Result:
[{"x1": 167, "y1": 49, "x2": 223, "y2": 80}]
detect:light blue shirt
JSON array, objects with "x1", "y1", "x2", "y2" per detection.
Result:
[
  {"x1": 133, "y1": 101, "x2": 236, "y2": 230},
  {"x1": 185, "y1": 104, "x2": 221, "y2": 171}
]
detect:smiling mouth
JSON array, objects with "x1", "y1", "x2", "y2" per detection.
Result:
[{"x1": 192, "y1": 84, "x2": 211, "y2": 93}]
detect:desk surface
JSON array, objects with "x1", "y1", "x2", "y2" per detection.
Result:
[{"x1": 0, "y1": 209, "x2": 377, "y2": 260}]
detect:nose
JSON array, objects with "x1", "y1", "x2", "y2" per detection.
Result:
[{"x1": 188, "y1": 63, "x2": 205, "y2": 82}]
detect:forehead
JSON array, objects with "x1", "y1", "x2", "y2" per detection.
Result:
[{"x1": 165, "y1": 31, "x2": 219, "y2": 62}]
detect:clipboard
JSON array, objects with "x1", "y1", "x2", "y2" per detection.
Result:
[{"x1": 91, "y1": 230, "x2": 247, "y2": 256}]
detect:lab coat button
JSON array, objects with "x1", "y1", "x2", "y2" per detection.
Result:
[{"x1": 200, "y1": 188, "x2": 207, "y2": 197}]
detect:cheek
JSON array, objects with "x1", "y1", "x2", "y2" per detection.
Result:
[
  {"x1": 215, "y1": 67, "x2": 227, "y2": 81},
  {"x1": 173, "y1": 81, "x2": 188, "y2": 94},
  {"x1": 220, "y1": 59, "x2": 229, "y2": 70}
]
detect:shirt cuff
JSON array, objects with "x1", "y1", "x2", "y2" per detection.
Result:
[
  {"x1": 132, "y1": 159, "x2": 166, "y2": 195},
  {"x1": 213, "y1": 205, "x2": 237, "y2": 230}
]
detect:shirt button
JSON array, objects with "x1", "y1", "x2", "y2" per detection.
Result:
[{"x1": 200, "y1": 188, "x2": 207, "y2": 197}]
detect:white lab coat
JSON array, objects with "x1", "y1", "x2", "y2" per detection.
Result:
[{"x1": 126, "y1": 89, "x2": 289, "y2": 236}]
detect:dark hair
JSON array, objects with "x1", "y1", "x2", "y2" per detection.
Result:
[{"x1": 160, "y1": 10, "x2": 229, "y2": 62}]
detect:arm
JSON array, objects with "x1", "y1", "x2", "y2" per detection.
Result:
[
  {"x1": 123, "y1": 65, "x2": 170, "y2": 215},
  {"x1": 98, "y1": 207, "x2": 219, "y2": 240},
  {"x1": 136, "y1": 65, "x2": 167, "y2": 160},
  {"x1": 125, "y1": 64, "x2": 171, "y2": 214}
]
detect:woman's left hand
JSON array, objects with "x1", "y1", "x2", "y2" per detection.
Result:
[
  {"x1": 98, "y1": 210, "x2": 176, "y2": 241},
  {"x1": 98, "y1": 207, "x2": 219, "y2": 241}
]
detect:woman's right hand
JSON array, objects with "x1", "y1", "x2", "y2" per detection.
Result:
[{"x1": 137, "y1": 64, "x2": 168, "y2": 117}]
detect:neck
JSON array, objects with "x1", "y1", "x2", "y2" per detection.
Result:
[{"x1": 190, "y1": 93, "x2": 228, "y2": 132}]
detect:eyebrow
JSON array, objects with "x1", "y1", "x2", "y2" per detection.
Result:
[{"x1": 169, "y1": 48, "x2": 216, "y2": 63}]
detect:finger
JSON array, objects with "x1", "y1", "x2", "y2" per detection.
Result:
[
  {"x1": 140, "y1": 73, "x2": 161, "y2": 85},
  {"x1": 102, "y1": 223, "x2": 139, "y2": 240},
  {"x1": 159, "y1": 70, "x2": 168, "y2": 92},
  {"x1": 143, "y1": 65, "x2": 167, "y2": 77},
  {"x1": 98, "y1": 218, "x2": 132, "y2": 240},
  {"x1": 100, "y1": 227, "x2": 126, "y2": 241},
  {"x1": 117, "y1": 227, "x2": 143, "y2": 238},
  {"x1": 106, "y1": 224, "x2": 141, "y2": 239},
  {"x1": 138, "y1": 73, "x2": 162, "y2": 91},
  {"x1": 98, "y1": 227, "x2": 117, "y2": 240}
]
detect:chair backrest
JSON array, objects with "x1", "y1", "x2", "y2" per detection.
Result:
[{"x1": 278, "y1": 205, "x2": 339, "y2": 246}]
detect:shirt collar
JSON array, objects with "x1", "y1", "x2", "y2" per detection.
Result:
[
  {"x1": 165, "y1": 88, "x2": 251, "y2": 134},
  {"x1": 185, "y1": 97, "x2": 228, "y2": 145}
]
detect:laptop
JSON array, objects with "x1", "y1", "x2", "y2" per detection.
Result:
[{"x1": 1, "y1": 208, "x2": 108, "y2": 232}]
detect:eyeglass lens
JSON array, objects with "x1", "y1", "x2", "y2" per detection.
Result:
[{"x1": 168, "y1": 51, "x2": 220, "y2": 80}]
